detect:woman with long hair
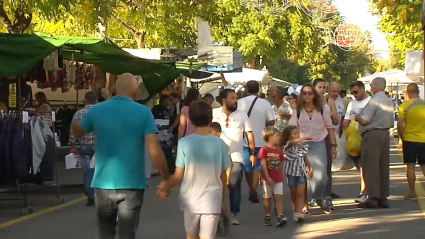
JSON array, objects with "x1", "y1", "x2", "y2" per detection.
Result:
[
  {"x1": 178, "y1": 88, "x2": 199, "y2": 139},
  {"x1": 34, "y1": 92, "x2": 52, "y2": 125},
  {"x1": 288, "y1": 84, "x2": 337, "y2": 214}
]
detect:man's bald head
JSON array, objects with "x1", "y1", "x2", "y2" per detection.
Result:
[
  {"x1": 406, "y1": 83, "x2": 419, "y2": 97},
  {"x1": 115, "y1": 73, "x2": 138, "y2": 99},
  {"x1": 328, "y1": 82, "x2": 341, "y2": 99},
  {"x1": 371, "y1": 77, "x2": 386, "y2": 94}
]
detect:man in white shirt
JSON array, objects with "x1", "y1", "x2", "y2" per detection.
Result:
[
  {"x1": 342, "y1": 81, "x2": 371, "y2": 204},
  {"x1": 238, "y1": 81, "x2": 276, "y2": 204},
  {"x1": 213, "y1": 88, "x2": 256, "y2": 225}
]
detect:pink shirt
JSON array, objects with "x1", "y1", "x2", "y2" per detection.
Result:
[
  {"x1": 183, "y1": 106, "x2": 196, "y2": 136},
  {"x1": 288, "y1": 105, "x2": 333, "y2": 142}
]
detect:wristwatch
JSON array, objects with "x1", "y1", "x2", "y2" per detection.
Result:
[
  {"x1": 331, "y1": 144, "x2": 337, "y2": 147},
  {"x1": 250, "y1": 151, "x2": 256, "y2": 156}
]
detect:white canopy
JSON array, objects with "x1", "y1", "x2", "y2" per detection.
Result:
[
  {"x1": 358, "y1": 69, "x2": 423, "y2": 85},
  {"x1": 191, "y1": 68, "x2": 292, "y2": 95}
]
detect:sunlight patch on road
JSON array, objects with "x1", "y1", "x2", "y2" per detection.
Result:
[
  {"x1": 415, "y1": 180, "x2": 425, "y2": 217},
  {"x1": 293, "y1": 213, "x2": 423, "y2": 239}
]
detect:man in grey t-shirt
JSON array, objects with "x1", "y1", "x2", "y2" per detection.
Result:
[{"x1": 355, "y1": 77, "x2": 394, "y2": 209}]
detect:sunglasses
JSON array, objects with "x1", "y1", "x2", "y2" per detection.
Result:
[
  {"x1": 302, "y1": 91, "x2": 314, "y2": 96},
  {"x1": 288, "y1": 97, "x2": 293, "y2": 100},
  {"x1": 352, "y1": 91, "x2": 358, "y2": 95},
  {"x1": 225, "y1": 117, "x2": 230, "y2": 128}
]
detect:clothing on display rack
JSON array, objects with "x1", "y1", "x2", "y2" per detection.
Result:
[
  {"x1": 55, "y1": 105, "x2": 77, "y2": 146},
  {"x1": 0, "y1": 113, "x2": 32, "y2": 185},
  {"x1": 0, "y1": 113, "x2": 55, "y2": 186}
]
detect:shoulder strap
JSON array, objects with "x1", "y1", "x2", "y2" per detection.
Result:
[{"x1": 247, "y1": 97, "x2": 258, "y2": 117}]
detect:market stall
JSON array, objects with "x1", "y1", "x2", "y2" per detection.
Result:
[{"x1": 0, "y1": 32, "x2": 182, "y2": 214}]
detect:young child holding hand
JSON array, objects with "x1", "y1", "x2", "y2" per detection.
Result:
[
  {"x1": 158, "y1": 101, "x2": 230, "y2": 239},
  {"x1": 281, "y1": 125, "x2": 312, "y2": 222},
  {"x1": 209, "y1": 122, "x2": 231, "y2": 236},
  {"x1": 259, "y1": 127, "x2": 287, "y2": 227}
]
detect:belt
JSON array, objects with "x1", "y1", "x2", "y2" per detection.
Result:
[{"x1": 361, "y1": 128, "x2": 390, "y2": 137}]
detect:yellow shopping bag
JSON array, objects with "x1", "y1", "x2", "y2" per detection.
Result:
[{"x1": 344, "y1": 120, "x2": 362, "y2": 157}]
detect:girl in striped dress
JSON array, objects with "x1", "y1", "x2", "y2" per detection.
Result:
[{"x1": 282, "y1": 125, "x2": 313, "y2": 222}]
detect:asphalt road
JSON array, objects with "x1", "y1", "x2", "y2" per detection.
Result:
[{"x1": 0, "y1": 141, "x2": 424, "y2": 239}]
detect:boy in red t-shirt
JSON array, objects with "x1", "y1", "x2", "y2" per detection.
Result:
[{"x1": 259, "y1": 127, "x2": 287, "y2": 227}]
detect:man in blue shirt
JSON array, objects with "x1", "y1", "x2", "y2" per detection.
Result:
[{"x1": 73, "y1": 73, "x2": 169, "y2": 239}]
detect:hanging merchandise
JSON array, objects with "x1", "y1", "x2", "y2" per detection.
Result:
[
  {"x1": 63, "y1": 61, "x2": 72, "y2": 92},
  {"x1": 48, "y1": 71, "x2": 58, "y2": 92},
  {"x1": 93, "y1": 66, "x2": 106, "y2": 92},
  {"x1": 43, "y1": 50, "x2": 60, "y2": 71}
]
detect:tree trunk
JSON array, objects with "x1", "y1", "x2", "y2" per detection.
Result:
[
  {"x1": 134, "y1": 32, "x2": 146, "y2": 49},
  {"x1": 0, "y1": 1, "x2": 32, "y2": 34},
  {"x1": 111, "y1": 14, "x2": 146, "y2": 49}
]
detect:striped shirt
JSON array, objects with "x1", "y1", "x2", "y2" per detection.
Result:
[
  {"x1": 69, "y1": 105, "x2": 96, "y2": 145},
  {"x1": 283, "y1": 142, "x2": 308, "y2": 177}
]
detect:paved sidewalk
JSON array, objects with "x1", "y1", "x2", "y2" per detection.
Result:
[{"x1": 0, "y1": 141, "x2": 424, "y2": 239}]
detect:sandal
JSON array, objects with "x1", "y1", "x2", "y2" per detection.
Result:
[
  {"x1": 404, "y1": 193, "x2": 418, "y2": 201},
  {"x1": 301, "y1": 207, "x2": 311, "y2": 215}
]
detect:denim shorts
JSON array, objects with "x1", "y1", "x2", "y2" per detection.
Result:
[
  {"x1": 286, "y1": 175, "x2": 306, "y2": 188},
  {"x1": 243, "y1": 147, "x2": 262, "y2": 172}
]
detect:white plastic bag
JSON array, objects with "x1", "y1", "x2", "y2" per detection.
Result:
[
  {"x1": 65, "y1": 153, "x2": 81, "y2": 169},
  {"x1": 90, "y1": 154, "x2": 96, "y2": 169},
  {"x1": 331, "y1": 132, "x2": 355, "y2": 171}
]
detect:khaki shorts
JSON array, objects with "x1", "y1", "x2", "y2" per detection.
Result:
[
  {"x1": 262, "y1": 181, "x2": 284, "y2": 198},
  {"x1": 184, "y1": 211, "x2": 220, "y2": 239}
]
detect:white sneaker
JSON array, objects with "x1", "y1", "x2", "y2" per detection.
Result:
[
  {"x1": 355, "y1": 193, "x2": 367, "y2": 203},
  {"x1": 293, "y1": 213, "x2": 305, "y2": 223},
  {"x1": 230, "y1": 213, "x2": 239, "y2": 225}
]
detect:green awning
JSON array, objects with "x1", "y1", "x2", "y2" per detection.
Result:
[{"x1": 0, "y1": 33, "x2": 180, "y2": 98}]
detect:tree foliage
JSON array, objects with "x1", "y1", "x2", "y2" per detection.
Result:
[
  {"x1": 0, "y1": 0, "x2": 373, "y2": 89},
  {"x1": 0, "y1": 0, "x2": 77, "y2": 33},
  {"x1": 211, "y1": 0, "x2": 323, "y2": 69},
  {"x1": 369, "y1": 0, "x2": 423, "y2": 68}
]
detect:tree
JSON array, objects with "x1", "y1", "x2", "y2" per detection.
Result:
[
  {"x1": 265, "y1": 11, "x2": 371, "y2": 88},
  {"x1": 369, "y1": 0, "x2": 423, "y2": 68},
  {"x1": 210, "y1": 0, "x2": 324, "y2": 69},
  {"x1": 1, "y1": 0, "x2": 216, "y2": 50},
  {"x1": 0, "y1": 0, "x2": 78, "y2": 33},
  {"x1": 107, "y1": 0, "x2": 217, "y2": 49}
]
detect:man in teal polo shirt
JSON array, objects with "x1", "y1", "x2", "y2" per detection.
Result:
[{"x1": 73, "y1": 73, "x2": 169, "y2": 239}]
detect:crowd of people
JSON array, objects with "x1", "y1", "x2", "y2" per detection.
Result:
[{"x1": 68, "y1": 73, "x2": 425, "y2": 239}]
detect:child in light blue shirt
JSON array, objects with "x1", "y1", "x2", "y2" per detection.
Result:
[{"x1": 160, "y1": 101, "x2": 230, "y2": 239}]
